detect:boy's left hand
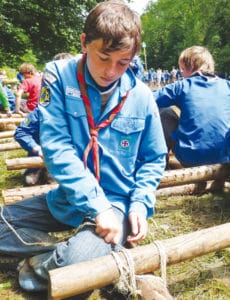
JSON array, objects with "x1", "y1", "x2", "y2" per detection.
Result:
[{"x1": 126, "y1": 212, "x2": 148, "y2": 244}]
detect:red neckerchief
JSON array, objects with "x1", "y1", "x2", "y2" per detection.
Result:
[{"x1": 77, "y1": 53, "x2": 129, "y2": 181}]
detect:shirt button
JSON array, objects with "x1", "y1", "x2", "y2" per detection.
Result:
[{"x1": 74, "y1": 112, "x2": 78, "y2": 116}]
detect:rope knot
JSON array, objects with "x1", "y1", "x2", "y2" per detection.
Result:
[{"x1": 90, "y1": 128, "x2": 98, "y2": 139}]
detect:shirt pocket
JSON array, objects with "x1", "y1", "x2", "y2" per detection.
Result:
[
  {"x1": 109, "y1": 117, "x2": 145, "y2": 157},
  {"x1": 65, "y1": 97, "x2": 89, "y2": 151}
]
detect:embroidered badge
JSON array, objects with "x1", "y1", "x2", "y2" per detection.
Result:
[
  {"x1": 43, "y1": 71, "x2": 57, "y2": 84},
  {"x1": 24, "y1": 117, "x2": 31, "y2": 126},
  {"x1": 39, "y1": 86, "x2": 50, "y2": 107},
  {"x1": 66, "y1": 86, "x2": 81, "y2": 98},
  {"x1": 119, "y1": 136, "x2": 131, "y2": 151}
]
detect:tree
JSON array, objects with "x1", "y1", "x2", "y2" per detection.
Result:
[
  {"x1": 141, "y1": 0, "x2": 230, "y2": 75},
  {"x1": 0, "y1": 0, "x2": 101, "y2": 68}
]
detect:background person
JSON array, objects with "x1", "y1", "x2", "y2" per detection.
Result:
[
  {"x1": 15, "y1": 63, "x2": 42, "y2": 114},
  {"x1": 153, "y1": 45, "x2": 230, "y2": 167},
  {"x1": 14, "y1": 53, "x2": 74, "y2": 186},
  {"x1": 0, "y1": 70, "x2": 16, "y2": 115}
]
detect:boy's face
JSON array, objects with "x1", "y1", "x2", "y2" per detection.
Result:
[{"x1": 81, "y1": 34, "x2": 133, "y2": 87}]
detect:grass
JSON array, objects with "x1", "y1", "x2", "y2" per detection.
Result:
[{"x1": 0, "y1": 148, "x2": 229, "y2": 299}]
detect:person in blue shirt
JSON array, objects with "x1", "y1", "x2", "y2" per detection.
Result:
[
  {"x1": 14, "y1": 53, "x2": 74, "y2": 186},
  {"x1": 0, "y1": 1, "x2": 167, "y2": 298},
  {"x1": 14, "y1": 106, "x2": 53, "y2": 185},
  {"x1": 129, "y1": 54, "x2": 145, "y2": 81},
  {"x1": 153, "y1": 45, "x2": 230, "y2": 167}
]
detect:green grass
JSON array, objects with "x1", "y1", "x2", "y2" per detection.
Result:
[{"x1": 0, "y1": 149, "x2": 229, "y2": 299}]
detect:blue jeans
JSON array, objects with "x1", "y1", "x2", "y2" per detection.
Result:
[{"x1": 0, "y1": 194, "x2": 130, "y2": 292}]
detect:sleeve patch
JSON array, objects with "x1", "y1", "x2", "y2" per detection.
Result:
[
  {"x1": 43, "y1": 71, "x2": 57, "y2": 84},
  {"x1": 39, "y1": 86, "x2": 50, "y2": 107}
]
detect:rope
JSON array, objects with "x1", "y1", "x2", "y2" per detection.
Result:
[
  {"x1": 0, "y1": 206, "x2": 53, "y2": 247},
  {"x1": 111, "y1": 241, "x2": 169, "y2": 299},
  {"x1": 0, "y1": 206, "x2": 97, "y2": 248},
  {"x1": 154, "y1": 240, "x2": 167, "y2": 286},
  {"x1": 111, "y1": 245, "x2": 140, "y2": 299}
]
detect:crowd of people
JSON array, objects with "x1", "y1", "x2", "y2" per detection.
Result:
[{"x1": 0, "y1": 0, "x2": 229, "y2": 299}]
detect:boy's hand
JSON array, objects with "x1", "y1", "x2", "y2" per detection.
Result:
[
  {"x1": 14, "y1": 109, "x2": 26, "y2": 117},
  {"x1": 95, "y1": 208, "x2": 122, "y2": 244},
  {"x1": 126, "y1": 212, "x2": 148, "y2": 244}
]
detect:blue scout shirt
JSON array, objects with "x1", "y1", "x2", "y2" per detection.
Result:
[
  {"x1": 38, "y1": 56, "x2": 167, "y2": 227},
  {"x1": 14, "y1": 106, "x2": 41, "y2": 155},
  {"x1": 153, "y1": 73, "x2": 230, "y2": 166}
]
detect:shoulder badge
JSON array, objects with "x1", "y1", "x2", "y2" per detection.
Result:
[
  {"x1": 39, "y1": 85, "x2": 50, "y2": 107},
  {"x1": 43, "y1": 70, "x2": 57, "y2": 84}
]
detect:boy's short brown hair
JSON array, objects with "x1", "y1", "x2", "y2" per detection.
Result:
[
  {"x1": 83, "y1": 0, "x2": 141, "y2": 57},
  {"x1": 19, "y1": 63, "x2": 37, "y2": 75},
  {"x1": 178, "y1": 46, "x2": 215, "y2": 73}
]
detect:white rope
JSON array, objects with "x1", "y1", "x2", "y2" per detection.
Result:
[
  {"x1": 0, "y1": 205, "x2": 53, "y2": 247},
  {"x1": 111, "y1": 246, "x2": 140, "y2": 299},
  {"x1": 154, "y1": 240, "x2": 167, "y2": 286}
]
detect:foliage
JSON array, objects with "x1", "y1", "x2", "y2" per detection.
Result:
[
  {"x1": 0, "y1": 0, "x2": 102, "y2": 68},
  {"x1": 141, "y1": 0, "x2": 230, "y2": 75}
]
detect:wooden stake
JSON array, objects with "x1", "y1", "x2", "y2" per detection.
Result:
[{"x1": 48, "y1": 222, "x2": 230, "y2": 299}]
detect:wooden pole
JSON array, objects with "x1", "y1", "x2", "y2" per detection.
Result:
[
  {"x1": 160, "y1": 163, "x2": 229, "y2": 188},
  {"x1": 0, "y1": 130, "x2": 15, "y2": 139},
  {"x1": 0, "y1": 137, "x2": 14, "y2": 143},
  {"x1": 156, "y1": 180, "x2": 229, "y2": 197},
  {"x1": 0, "y1": 117, "x2": 24, "y2": 124},
  {"x1": 5, "y1": 158, "x2": 229, "y2": 184},
  {"x1": 0, "y1": 141, "x2": 21, "y2": 151},
  {"x1": 48, "y1": 222, "x2": 230, "y2": 299},
  {"x1": 0, "y1": 113, "x2": 26, "y2": 118},
  {"x1": 6, "y1": 156, "x2": 44, "y2": 170},
  {"x1": 2, "y1": 183, "x2": 58, "y2": 204},
  {"x1": 2, "y1": 181, "x2": 230, "y2": 205}
]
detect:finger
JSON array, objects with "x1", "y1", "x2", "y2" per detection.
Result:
[
  {"x1": 104, "y1": 232, "x2": 120, "y2": 244},
  {"x1": 129, "y1": 213, "x2": 139, "y2": 236}
]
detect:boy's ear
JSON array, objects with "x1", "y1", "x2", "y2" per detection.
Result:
[{"x1": 80, "y1": 33, "x2": 87, "y2": 52}]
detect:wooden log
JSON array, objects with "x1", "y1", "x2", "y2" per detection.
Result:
[
  {"x1": 156, "y1": 180, "x2": 229, "y2": 197},
  {"x1": 3, "y1": 181, "x2": 230, "y2": 205},
  {"x1": 0, "y1": 113, "x2": 25, "y2": 118},
  {"x1": 0, "y1": 130, "x2": 15, "y2": 139},
  {"x1": 6, "y1": 156, "x2": 44, "y2": 170},
  {"x1": 5, "y1": 157, "x2": 229, "y2": 185},
  {"x1": 48, "y1": 222, "x2": 230, "y2": 299},
  {"x1": 0, "y1": 137, "x2": 14, "y2": 143},
  {"x1": 2, "y1": 183, "x2": 58, "y2": 204},
  {"x1": 0, "y1": 117, "x2": 24, "y2": 124},
  {"x1": 0, "y1": 141, "x2": 21, "y2": 151},
  {"x1": 160, "y1": 163, "x2": 229, "y2": 188}
]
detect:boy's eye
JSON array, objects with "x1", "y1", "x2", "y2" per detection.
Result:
[
  {"x1": 99, "y1": 56, "x2": 109, "y2": 62},
  {"x1": 119, "y1": 61, "x2": 129, "y2": 67}
]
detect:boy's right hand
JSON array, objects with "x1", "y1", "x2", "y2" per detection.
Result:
[{"x1": 95, "y1": 208, "x2": 122, "y2": 244}]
